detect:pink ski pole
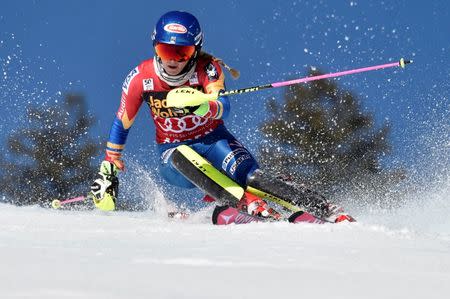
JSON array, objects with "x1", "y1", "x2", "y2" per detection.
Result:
[
  {"x1": 220, "y1": 58, "x2": 412, "y2": 96},
  {"x1": 51, "y1": 195, "x2": 90, "y2": 209}
]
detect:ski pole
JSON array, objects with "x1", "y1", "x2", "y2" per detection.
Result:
[
  {"x1": 166, "y1": 58, "x2": 412, "y2": 107},
  {"x1": 223, "y1": 58, "x2": 412, "y2": 95},
  {"x1": 51, "y1": 195, "x2": 90, "y2": 209}
]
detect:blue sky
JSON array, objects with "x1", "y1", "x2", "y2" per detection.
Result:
[{"x1": 1, "y1": 1, "x2": 449, "y2": 202}]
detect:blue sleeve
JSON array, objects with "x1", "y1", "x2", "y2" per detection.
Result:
[
  {"x1": 106, "y1": 117, "x2": 130, "y2": 157},
  {"x1": 217, "y1": 94, "x2": 230, "y2": 119}
]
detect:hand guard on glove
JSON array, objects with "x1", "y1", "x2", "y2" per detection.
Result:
[
  {"x1": 90, "y1": 160, "x2": 119, "y2": 211},
  {"x1": 167, "y1": 87, "x2": 228, "y2": 119}
]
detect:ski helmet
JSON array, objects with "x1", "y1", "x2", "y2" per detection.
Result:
[
  {"x1": 152, "y1": 11, "x2": 203, "y2": 49},
  {"x1": 152, "y1": 11, "x2": 203, "y2": 86}
]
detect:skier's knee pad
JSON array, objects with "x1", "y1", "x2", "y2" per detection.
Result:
[{"x1": 170, "y1": 145, "x2": 244, "y2": 204}]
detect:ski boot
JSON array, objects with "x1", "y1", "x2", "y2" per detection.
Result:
[
  {"x1": 323, "y1": 203, "x2": 356, "y2": 223},
  {"x1": 211, "y1": 192, "x2": 281, "y2": 225},
  {"x1": 237, "y1": 191, "x2": 281, "y2": 220}
]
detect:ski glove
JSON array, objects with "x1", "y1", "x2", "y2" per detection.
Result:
[
  {"x1": 90, "y1": 160, "x2": 119, "y2": 211},
  {"x1": 193, "y1": 94, "x2": 230, "y2": 119}
]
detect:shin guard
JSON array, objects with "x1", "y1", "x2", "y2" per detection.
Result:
[{"x1": 171, "y1": 145, "x2": 244, "y2": 205}]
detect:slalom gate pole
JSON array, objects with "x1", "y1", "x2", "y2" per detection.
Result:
[{"x1": 220, "y1": 58, "x2": 412, "y2": 97}]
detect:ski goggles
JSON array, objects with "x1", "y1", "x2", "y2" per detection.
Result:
[{"x1": 154, "y1": 43, "x2": 196, "y2": 62}]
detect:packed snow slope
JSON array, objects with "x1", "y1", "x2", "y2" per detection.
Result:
[{"x1": 1, "y1": 181, "x2": 449, "y2": 299}]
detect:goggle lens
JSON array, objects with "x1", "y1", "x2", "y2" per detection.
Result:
[{"x1": 155, "y1": 43, "x2": 196, "y2": 62}]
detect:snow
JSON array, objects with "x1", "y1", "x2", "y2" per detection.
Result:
[
  {"x1": 1, "y1": 2, "x2": 449, "y2": 298},
  {"x1": 1, "y1": 189, "x2": 449, "y2": 299}
]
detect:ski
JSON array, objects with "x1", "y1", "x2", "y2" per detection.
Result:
[
  {"x1": 212, "y1": 205, "x2": 267, "y2": 225},
  {"x1": 212, "y1": 205, "x2": 327, "y2": 225}
]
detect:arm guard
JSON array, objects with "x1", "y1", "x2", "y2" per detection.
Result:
[{"x1": 194, "y1": 94, "x2": 230, "y2": 119}]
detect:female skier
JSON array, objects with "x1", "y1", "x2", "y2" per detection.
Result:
[{"x1": 90, "y1": 11, "x2": 354, "y2": 224}]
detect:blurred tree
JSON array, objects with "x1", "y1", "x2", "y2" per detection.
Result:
[
  {"x1": 0, "y1": 94, "x2": 101, "y2": 206},
  {"x1": 259, "y1": 69, "x2": 405, "y2": 202}
]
